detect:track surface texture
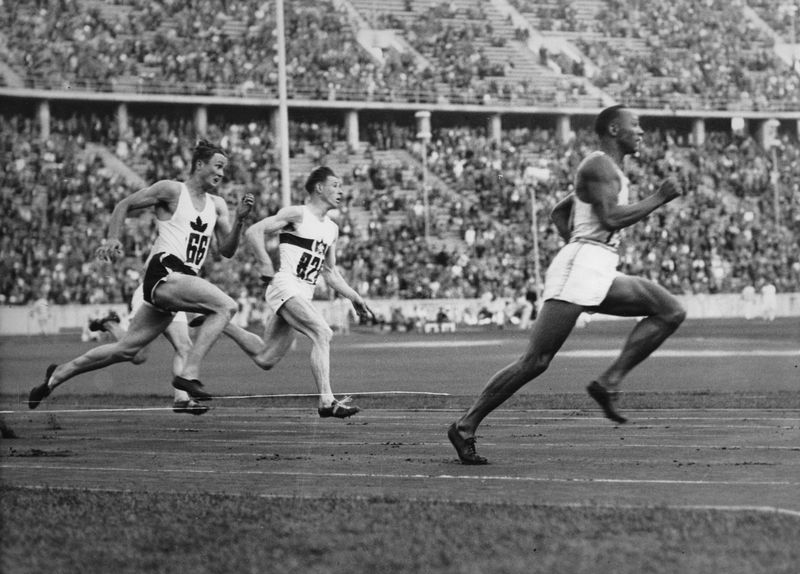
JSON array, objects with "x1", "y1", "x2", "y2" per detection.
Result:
[{"x1": 1, "y1": 317, "x2": 799, "y2": 573}]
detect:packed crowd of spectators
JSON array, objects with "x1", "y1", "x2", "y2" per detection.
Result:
[
  {"x1": 1, "y1": 0, "x2": 434, "y2": 101},
  {"x1": 747, "y1": 0, "x2": 800, "y2": 43},
  {"x1": 2, "y1": 109, "x2": 799, "y2": 311},
  {"x1": 508, "y1": 0, "x2": 586, "y2": 33},
  {"x1": 3, "y1": 0, "x2": 798, "y2": 111},
  {"x1": 577, "y1": 0, "x2": 800, "y2": 110}
]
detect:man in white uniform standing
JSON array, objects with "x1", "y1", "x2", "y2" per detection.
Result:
[
  {"x1": 448, "y1": 105, "x2": 686, "y2": 464},
  {"x1": 29, "y1": 139, "x2": 254, "y2": 409},
  {"x1": 194, "y1": 166, "x2": 374, "y2": 417}
]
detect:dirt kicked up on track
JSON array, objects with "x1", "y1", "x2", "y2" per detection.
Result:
[{"x1": 1, "y1": 318, "x2": 799, "y2": 573}]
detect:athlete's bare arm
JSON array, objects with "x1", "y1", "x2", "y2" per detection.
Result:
[
  {"x1": 576, "y1": 155, "x2": 681, "y2": 231},
  {"x1": 212, "y1": 193, "x2": 255, "y2": 258},
  {"x1": 98, "y1": 180, "x2": 182, "y2": 262},
  {"x1": 321, "y1": 230, "x2": 374, "y2": 321},
  {"x1": 550, "y1": 194, "x2": 574, "y2": 242},
  {"x1": 244, "y1": 206, "x2": 304, "y2": 278}
]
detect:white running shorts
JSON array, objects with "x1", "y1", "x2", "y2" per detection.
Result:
[
  {"x1": 131, "y1": 284, "x2": 188, "y2": 324},
  {"x1": 542, "y1": 241, "x2": 621, "y2": 306},
  {"x1": 265, "y1": 272, "x2": 315, "y2": 312}
]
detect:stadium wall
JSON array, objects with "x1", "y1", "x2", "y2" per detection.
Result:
[{"x1": 2, "y1": 294, "x2": 798, "y2": 336}]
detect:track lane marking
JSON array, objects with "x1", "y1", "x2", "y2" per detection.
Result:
[{"x1": 3, "y1": 464, "x2": 799, "y2": 488}]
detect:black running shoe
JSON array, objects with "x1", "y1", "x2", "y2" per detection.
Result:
[
  {"x1": 172, "y1": 399, "x2": 210, "y2": 416},
  {"x1": 29, "y1": 363, "x2": 57, "y2": 410},
  {"x1": 171, "y1": 376, "x2": 213, "y2": 401},
  {"x1": 318, "y1": 396, "x2": 360, "y2": 418},
  {"x1": 587, "y1": 381, "x2": 628, "y2": 424},
  {"x1": 89, "y1": 310, "x2": 121, "y2": 332},
  {"x1": 447, "y1": 422, "x2": 488, "y2": 465}
]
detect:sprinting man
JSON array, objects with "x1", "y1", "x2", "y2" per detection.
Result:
[
  {"x1": 192, "y1": 166, "x2": 374, "y2": 417},
  {"x1": 28, "y1": 139, "x2": 254, "y2": 409},
  {"x1": 88, "y1": 285, "x2": 206, "y2": 415},
  {"x1": 448, "y1": 105, "x2": 686, "y2": 464}
]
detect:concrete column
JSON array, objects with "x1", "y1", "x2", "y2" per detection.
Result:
[
  {"x1": 488, "y1": 113, "x2": 502, "y2": 143},
  {"x1": 269, "y1": 107, "x2": 279, "y2": 134},
  {"x1": 691, "y1": 117, "x2": 705, "y2": 146},
  {"x1": 757, "y1": 118, "x2": 780, "y2": 149},
  {"x1": 38, "y1": 100, "x2": 50, "y2": 141},
  {"x1": 116, "y1": 102, "x2": 129, "y2": 136},
  {"x1": 345, "y1": 109, "x2": 359, "y2": 152},
  {"x1": 194, "y1": 105, "x2": 208, "y2": 136},
  {"x1": 555, "y1": 114, "x2": 571, "y2": 145},
  {"x1": 415, "y1": 110, "x2": 431, "y2": 140}
]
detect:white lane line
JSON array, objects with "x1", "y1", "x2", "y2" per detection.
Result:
[
  {"x1": 561, "y1": 350, "x2": 800, "y2": 358},
  {"x1": 354, "y1": 341, "x2": 800, "y2": 357},
  {"x1": 4, "y1": 409, "x2": 798, "y2": 424},
  {"x1": 3, "y1": 464, "x2": 799, "y2": 488},
  {"x1": 551, "y1": 501, "x2": 800, "y2": 519}
]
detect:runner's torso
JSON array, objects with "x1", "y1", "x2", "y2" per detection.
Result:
[
  {"x1": 571, "y1": 151, "x2": 629, "y2": 248},
  {"x1": 277, "y1": 206, "x2": 338, "y2": 285},
  {"x1": 149, "y1": 183, "x2": 217, "y2": 272}
]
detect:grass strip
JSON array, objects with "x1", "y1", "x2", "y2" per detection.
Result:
[{"x1": 2, "y1": 486, "x2": 799, "y2": 574}]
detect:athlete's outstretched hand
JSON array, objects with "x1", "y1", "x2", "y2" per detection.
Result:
[
  {"x1": 352, "y1": 298, "x2": 376, "y2": 324},
  {"x1": 237, "y1": 193, "x2": 256, "y2": 219},
  {"x1": 95, "y1": 239, "x2": 124, "y2": 263}
]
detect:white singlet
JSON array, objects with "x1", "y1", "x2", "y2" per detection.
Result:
[
  {"x1": 265, "y1": 206, "x2": 338, "y2": 312},
  {"x1": 148, "y1": 183, "x2": 217, "y2": 272}
]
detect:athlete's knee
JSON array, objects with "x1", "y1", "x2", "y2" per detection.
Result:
[
  {"x1": 306, "y1": 322, "x2": 333, "y2": 346},
  {"x1": 254, "y1": 356, "x2": 278, "y2": 371},
  {"x1": 207, "y1": 294, "x2": 238, "y2": 320},
  {"x1": 115, "y1": 344, "x2": 145, "y2": 363},
  {"x1": 318, "y1": 323, "x2": 334, "y2": 344},
  {"x1": 220, "y1": 295, "x2": 238, "y2": 320},
  {"x1": 130, "y1": 351, "x2": 148, "y2": 365},
  {"x1": 659, "y1": 301, "x2": 686, "y2": 329}
]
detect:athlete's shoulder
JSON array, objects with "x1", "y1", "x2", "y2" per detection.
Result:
[
  {"x1": 577, "y1": 152, "x2": 618, "y2": 181},
  {"x1": 206, "y1": 193, "x2": 227, "y2": 211},
  {"x1": 149, "y1": 179, "x2": 184, "y2": 195},
  {"x1": 280, "y1": 205, "x2": 306, "y2": 220}
]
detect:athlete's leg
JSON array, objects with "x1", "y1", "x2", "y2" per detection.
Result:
[
  {"x1": 273, "y1": 297, "x2": 337, "y2": 409},
  {"x1": 594, "y1": 275, "x2": 686, "y2": 389},
  {"x1": 152, "y1": 274, "x2": 237, "y2": 381},
  {"x1": 162, "y1": 318, "x2": 192, "y2": 398},
  {"x1": 219, "y1": 311, "x2": 296, "y2": 371},
  {"x1": 104, "y1": 322, "x2": 149, "y2": 365},
  {"x1": 47, "y1": 305, "x2": 173, "y2": 391},
  {"x1": 456, "y1": 299, "x2": 585, "y2": 437}
]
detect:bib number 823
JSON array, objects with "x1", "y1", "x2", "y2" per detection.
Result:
[{"x1": 297, "y1": 252, "x2": 323, "y2": 283}]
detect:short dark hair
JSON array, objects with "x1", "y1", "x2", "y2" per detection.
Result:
[
  {"x1": 190, "y1": 139, "x2": 227, "y2": 174},
  {"x1": 305, "y1": 166, "x2": 336, "y2": 194},
  {"x1": 594, "y1": 105, "x2": 628, "y2": 137}
]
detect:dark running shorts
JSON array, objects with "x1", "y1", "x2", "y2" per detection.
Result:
[{"x1": 142, "y1": 252, "x2": 197, "y2": 309}]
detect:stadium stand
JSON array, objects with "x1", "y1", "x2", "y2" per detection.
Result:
[{"x1": 1, "y1": 0, "x2": 799, "y2": 311}]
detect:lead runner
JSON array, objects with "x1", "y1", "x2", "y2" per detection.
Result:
[{"x1": 447, "y1": 105, "x2": 687, "y2": 464}]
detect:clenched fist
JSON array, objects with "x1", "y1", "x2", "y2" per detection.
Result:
[
  {"x1": 237, "y1": 193, "x2": 255, "y2": 218},
  {"x1": 657, "y1": 178, "x2": 682, "y2": 204},
  {"x1": 96, "y1": 239, "x2": 124, "y2": 263}
]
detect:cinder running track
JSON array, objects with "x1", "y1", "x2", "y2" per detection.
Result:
[{"x1": 2, "y1": 318, "x2": 799, "y2": 515}]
